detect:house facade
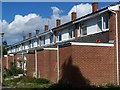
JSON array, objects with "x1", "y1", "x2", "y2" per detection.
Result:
[{"x1": 3, "y1": 2, "x2": 120, "y2": 87}]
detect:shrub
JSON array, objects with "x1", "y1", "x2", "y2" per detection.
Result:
[
  {"x1": 20, "y1": 76, "x2": 34, "y2": 83},
  {"x1": 3, "y1": 62, "x2": 24, "y2": 79},
  {"x1": 20, "y1": 76, "x2": 50, "y2": 84},
  {"x1": 32, "y1": 78, "x2": 50, "y2": 84}
]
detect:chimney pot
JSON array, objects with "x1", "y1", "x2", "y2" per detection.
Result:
[
  {"x1": 56, "y1": 19, "x2": 61, "y2": 27},
  {"x1": 36, "y1": 30, "x2": 39, "y2": 36},
  {"x1": 44, "y1": 25, "x2": 48, "y2": 31},
  {"x1": 71, "y1": 12, "x2": 76, "y2": 21},
  {"x1": 29, "y1": 33, "x2": 32, "y2": 38},
  {"x1": 92, "y1": 2, "x2": 98, "y2": 12}
]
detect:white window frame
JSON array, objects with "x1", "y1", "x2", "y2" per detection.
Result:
[
  {"x1": 102, "y1": 14, "x2": 109, "y2": 31},
  {"x1": 50, "y1": 34, "x2": 53, "y2": 44},
  {"x1": 80, "y1": 24, "x2": 87, "y2": 37},
  {"x1": 97, "y1": 16, "x2": 102, "y2": 32}
]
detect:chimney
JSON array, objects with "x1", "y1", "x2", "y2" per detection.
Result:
[
  {"x1": 29, "y1": 33, "x2": 32, "y2": 38},
  {"x1": 56, "y1": 19, "x2": 61, "y2": 27},
  {"x1": 71, "y1": 12, "x2": 76, "y2": 21},
  {"x1": 23, "y1": 36, "x2": 26, "y2": 40},
  {"x1": 92, "y1": 2, "x2": 98, "y2": 12},
  {"x1": 36, "y1": 30, "x2": 39, "y2": 36},
  {"x1": 44, "y1": 25, "x2": 48, "y2": 31}
]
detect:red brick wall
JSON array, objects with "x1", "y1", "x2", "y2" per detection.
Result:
[
  {"x1": 37, "y1": 50, "x2": 45, "y2": 78},
  {"x1": 37, "y1": 50, "x2": 57, "y2": 82},
  {"x1": 25, "y1": 54, "x2": 35, "y2": 77},
  {"x1": 59, "y1": 45, "x2": 116, "y2": 87},
  {"x1": 8, "y1": 56, "x2": 14, "y2": 69},
  {"x1": 109, "y1": 12, "x2": 116, "y2": 41},
  {"x1": 3, "y1": 57, "x2": 7, "y2": 69}
]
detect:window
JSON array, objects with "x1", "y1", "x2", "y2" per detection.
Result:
[
  {"x1": 59, "y1": 34, "x2": 62, "y2": 41},
  {"x1": 34, "y1": 40, "x2": 37, "y2": 47},
  {"x1": 37, "y1": 39, "x2": 39, "y2": 46},
  {"x1": 42, "y1": 37, "x2": 45, "y2": 45},
  {"x1": 73, "y1": 30, "x2": 75, "y2": 37},
  {"x1": 69, "y1": 30, "x2": 72, "y2": 38},
  {"x1": 97, "y1": 17, "x2": 102, "y2": 31},
  {"x1": 56, "y1": 32, "x2": 62, "y2": 41},
  {"x1": 81, "y1": 24, "x2": 87, "y2": 36},
  {"x1": 50, "y1": 34, "x2": 53, "y2": 43},
  {"x1": 31, "y1": 41, "x2": 34, "y2": 48},
  {"x1": 103, "y1": 15, "x2": 108, "y2": 29},
  {"x1": 69, "y1": 27, "x2": 75, "y2": 39},
  {"x1": 29, "y1": 40, "x2": 31, "y2": 48}
]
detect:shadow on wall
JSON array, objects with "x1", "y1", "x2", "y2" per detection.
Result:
[{"x1": 59, "y1": 56, "x2": 91, "y2": 88}]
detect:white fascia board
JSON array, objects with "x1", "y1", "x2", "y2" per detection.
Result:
[
  {"x1": 9, "y1": 54, "x2": 14, "y2": 56},
  {"x1": 70, "y1": 42, "x2": 114, "y2": 47},
  {"x1": 44, "y1": 48, "x2": 58, "y2": 50},
  {"x1": 4, "y1": 55, "x2": 8, "y2": 57},
  {"x1": 108, "y1": 5, "x2": 120, "y2": 11}
]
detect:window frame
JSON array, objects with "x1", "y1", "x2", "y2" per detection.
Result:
[
  {"x1": 102, "y1": 14, "x2": 109, "y2": 31},
  {"x1": 80, "y1": 24, "x2": 87, "y2": 36}
]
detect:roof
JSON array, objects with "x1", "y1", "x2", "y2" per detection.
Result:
[{"x1": 7, "y1": 2, "x2": 120, "y2": 48}]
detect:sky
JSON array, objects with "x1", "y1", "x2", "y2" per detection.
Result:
[{"x1": 1, "y1": 2, "x2": 116, "y2": 45}]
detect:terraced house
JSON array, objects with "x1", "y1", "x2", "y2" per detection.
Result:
[{"x1": 3, "y1": 2, "x2": 120, "y2": 87}]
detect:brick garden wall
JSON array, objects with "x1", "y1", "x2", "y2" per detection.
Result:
[
  {"x1": 59, "y1": 45, "x2": 116, "y2": 87},
  {"x1": 37, "y1": 50, "x2": 57, "y2": 82},
  {"x1": 3, "y1": 57, "x2": 7, "y2": 69},
  {"x1": 25, "y1": 54, "x2": 35, "y2": 77}
]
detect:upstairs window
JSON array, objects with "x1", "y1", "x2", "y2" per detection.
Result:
[
  {"x1": 69, "y1": 27, "x2": 75, "y2": 39},
  {"x1": 37, "y1": 39, "x2": 39, "y2": 46},
  {"x1": 59, "y1": 34, "x2": 62, "y2": 41},
  {"x1": 97, "y1": 17, "x2": 102, "y2": 32},
  {"x1": 103, "y1": 15, "x2": 109, "y2": 29},
  {"x1": 50, "y1": 34, "x2": 53, "y2": 43},
  {"x1": 69, "y1": 30, "x2": 72, "y2": 38},
  {"x1": 42, "y1": 37, "x2": 45, "y2": 45},
  {"x1": 56, "y1": 32, "x2": 62, "y2": 41},
  {"x1": 29, "y1": 40, "x2": 31, "y2": 48},
  {"x1": 81, "y1": 24, "x2": 87, "y2": 36}
]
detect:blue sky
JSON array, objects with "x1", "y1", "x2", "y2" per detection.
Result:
[
  {"x1": 2, "y1": 2, "x2": 116, "y2": 45},
  {"x1": 2, "y1": 2, "x2": 114, "y2": 23}
]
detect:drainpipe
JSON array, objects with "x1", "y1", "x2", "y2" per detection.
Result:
[
  {"x1": 57, "y1": 45, "x2": 60, "y2": 82},
  {"x1": 108, "y1": 7, "x2": 119, "y2": 85},
  {"x1": 35, "y1": 49, "x2": 38, "y2": 78}
]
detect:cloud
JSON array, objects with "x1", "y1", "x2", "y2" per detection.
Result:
[
  {"x1": 68, "y1": 3, "x2": 92, "y2": 18},
  {"x1": 51, "y1": 7, "x2": 63, "y2": 15},
  {"x1": 2, "y1": 3, "x2": 92, "y2": 45}
]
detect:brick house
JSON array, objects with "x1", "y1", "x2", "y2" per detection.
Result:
[{"x1": 3, "y1": 2, "x2": 120, "y2": 87}]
